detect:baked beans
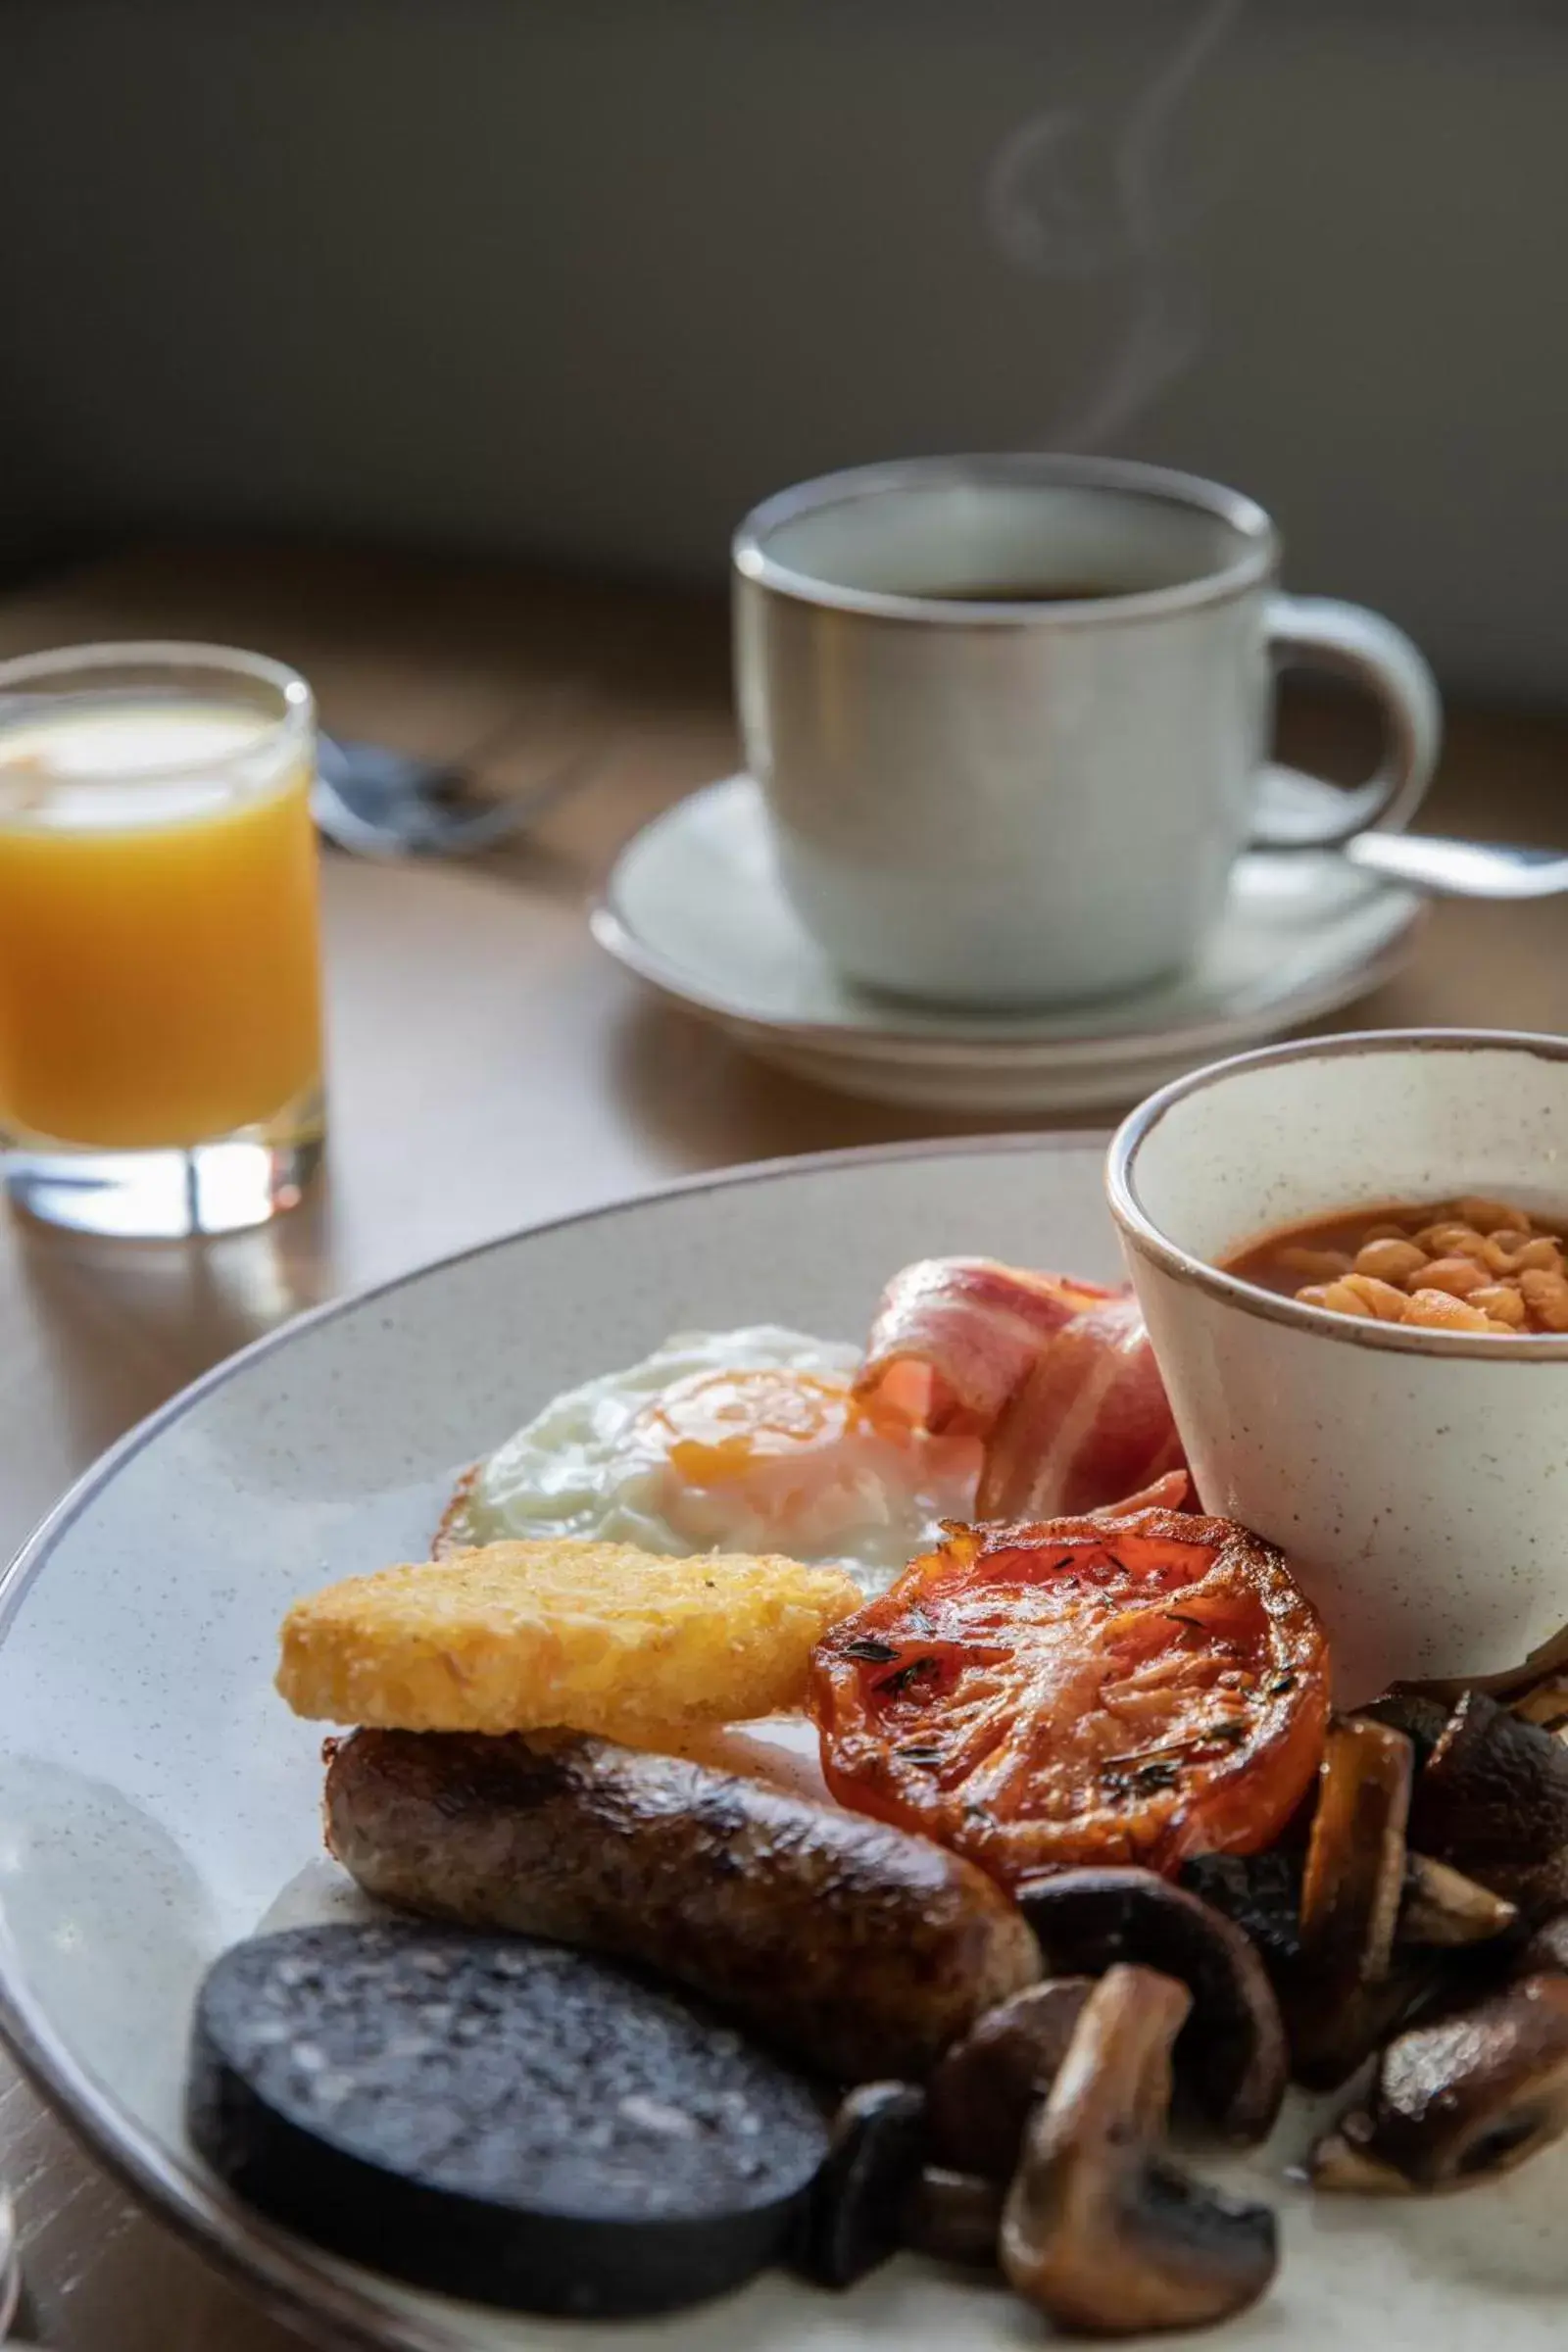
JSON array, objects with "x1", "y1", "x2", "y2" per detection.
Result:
[{"x1": 1224, "y1": 1197, "x2": 1568, "y2": 1336}]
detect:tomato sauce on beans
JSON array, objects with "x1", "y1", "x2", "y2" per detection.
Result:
[{"x1": 1223, "y1": 1197, "x2": 1568, "y2": 1336}]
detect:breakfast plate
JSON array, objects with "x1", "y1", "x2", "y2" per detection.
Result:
[
  {"x1": 1, "y1": 1129, "x2": 1566, "y2": 2352},
  {"x1": 591, "y1": 778, "x2": 1425, "y2": 1112}
]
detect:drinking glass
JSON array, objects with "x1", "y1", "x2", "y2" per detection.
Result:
[{"x1": 0, "y1": 643, "x2": 326, "y2": 1237}]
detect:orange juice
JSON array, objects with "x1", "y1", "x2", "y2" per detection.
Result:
[{"x1": 0, "y1": 697, "x2": 323, "y2": 1151}]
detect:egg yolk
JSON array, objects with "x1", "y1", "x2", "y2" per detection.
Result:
[{"x1": 639, "y1": 1367, "x2": 886, "y2": 1487}]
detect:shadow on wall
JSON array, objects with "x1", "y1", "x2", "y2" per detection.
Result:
[{"x1": 0, "y1": 0, "x2": 1563, "y2": 700}]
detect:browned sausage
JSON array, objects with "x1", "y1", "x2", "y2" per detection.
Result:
[{"x1": 324, "y1": 1728, "x2": 1040, "y2": 2082}]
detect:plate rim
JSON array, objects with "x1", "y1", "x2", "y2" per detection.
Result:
[
  {"x1": 593, "y1": 775, "x2": 1426, "y2": 1064},
  {"x1": 0, "y1": 1128, "x2": 1107, "y2": 2352}
]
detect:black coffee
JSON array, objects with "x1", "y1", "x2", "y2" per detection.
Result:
[{"x1": 926, "y1": 582, "x2": 1137, "y2": 604}]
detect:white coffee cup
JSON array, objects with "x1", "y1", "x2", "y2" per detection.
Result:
[{"x1": 732, "y1": 455, "x2": 1441, "y2": 1008}]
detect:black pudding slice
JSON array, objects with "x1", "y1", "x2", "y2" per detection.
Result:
[{"x1": 188, "y1": 1923, "x2": 829, "y2": 2318}]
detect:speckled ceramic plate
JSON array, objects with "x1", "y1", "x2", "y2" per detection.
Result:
[
  {"x1": 0, "y1": 1139, "x2": 1560, "y2": 2351},
  {"x1": 591, "y1": 777, "x2": 1425, "y2": 1111}
]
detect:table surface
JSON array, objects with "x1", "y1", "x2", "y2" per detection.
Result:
[{"x1": 0, "y1": 543, "x2": 1564, "y2": 2348}]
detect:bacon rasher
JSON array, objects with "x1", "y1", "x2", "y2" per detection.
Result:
[{"x1": 855, "y1": 1257, "x2": 1185, "y2": 1520}]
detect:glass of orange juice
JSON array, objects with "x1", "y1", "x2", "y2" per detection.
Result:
[{"x1": 0, "y1": 642, "x2": 325, "y2": 1237}]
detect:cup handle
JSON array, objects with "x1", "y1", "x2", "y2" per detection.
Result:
[{"x1": 1250, "y1": 593, "x2": 1443, "y2": 851}]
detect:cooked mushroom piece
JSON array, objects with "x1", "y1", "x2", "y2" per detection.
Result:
[
  {"x1": 1001, "y1": 1964, "x2": 1278, "y2": 2334},
  {"x1": 1177, "y1": 1850, "x2": 1303, "y2": 1986},
  {"x1": 1180, "y1": 1842, "x2": 1512, "y2": 1978},
  {"x1": 1291, "y1": 1715, "x2": 1424, "y2": 2087},
  {"x1": 1012, "y1": 1868, "x2": 1288, "y2": 2143},
  {"x1": 1360, "y1": 1690, "x2": 1453, "y2": 1762},
  {"x1": 904, "y1": 2166, "x2": 1005, "y2": 2268},
  {"x1": 1403, "y1": 1690, "x2": 1568, "y2": 1919},
  {"x1": 926, "y1": 1979, "x2": 1094, "y2": 2180},
  {"x1": 1311, "y1": 1973, "x2": 1568, "y2": 2192},
  {"x1": 794, "y1": 2081, "x2": 927, "y2": 2289},
  {"x1": 1303, "y1": 1717, "x2": 1411, "y2": 1976},
  {"x1": 1399, "y1": 1853, "x2": 1519, "y2": 1947}
]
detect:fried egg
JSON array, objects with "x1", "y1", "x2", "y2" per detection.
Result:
[{"x1": 455, "y1": 1326, "x2": 981, "y2": 1593}]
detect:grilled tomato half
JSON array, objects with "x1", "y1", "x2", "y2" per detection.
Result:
[{"x1": 808, "y1": 1503, "x2": 1329, "y2": 1886}]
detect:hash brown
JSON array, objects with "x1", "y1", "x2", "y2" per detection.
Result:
[{"x1": 277, "y1": 1537, "x2": 861, "y2": 1744}]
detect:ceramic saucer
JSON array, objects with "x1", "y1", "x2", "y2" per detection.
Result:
[{"x1": 593, "y1": 776, "x2": 1425, "y2": 1114}]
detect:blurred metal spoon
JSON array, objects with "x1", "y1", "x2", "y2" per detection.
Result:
[
  {"x1": 313, "y1": 693, "x2": 605, "y2": 858},
  {"x1": 1348, "y1": 832, "x2": 1568, "y2": 900}
]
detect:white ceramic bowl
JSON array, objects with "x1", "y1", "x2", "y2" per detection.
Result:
[{"x1": 1108, "y1": 1029, "x2": 1568, "y2": 1702}]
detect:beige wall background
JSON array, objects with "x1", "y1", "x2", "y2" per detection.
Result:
[{"x1": 2, "y1": 0, "x2": 1564, "y2": 702}]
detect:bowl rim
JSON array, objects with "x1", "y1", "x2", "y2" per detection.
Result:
[{"x1": 1106, "y1": 1027, "x2": 1568, "y2": 1362}]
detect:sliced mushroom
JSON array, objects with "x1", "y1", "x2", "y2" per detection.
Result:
[
  {"x1": 1403, "y1": 1690, "x2": 1568, "y2": 1918},
  {"x1": 1360, "y1": 1690, "x2": 1454, "y2": 1762},
  {"x1": 1178, "y1": 1850, "x2": 1303, "y2": 1984},
  {"x1": 1012, "y1": 1868, "x2": 1288, "y2": 2142},
  {"x1": 1001, "y1": 1964, "x2": 1278, "y2": 2334},
  {"x1": 1311, "y1": 1973, "x2": 1568, "y2": 2192},
  {"x1": 794, "y1": 2081, "x2": 927, "y2": 2288},
  {"x1": 1182, "y1": 1841, "x2": 1512, "y2": 1972},
  {"x1": 904, "y1": 2166, "x2": 1005, "y2": 2268},
  {"x1": 1399, "y1": 1853, "x2": 1518, "y2": 1947},
  {"x1": 1303, "y1": 1716, "x2": 1412, "y2": 1976},
  {"x1": 926, "y1": 1979, "x2": 1094, "y2": 2180},
  {"x1": 1291, "y1": 1715, "x2": 1424, "y2": 2087}
]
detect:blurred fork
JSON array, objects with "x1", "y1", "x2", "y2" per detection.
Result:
[{"x1": 312, "y1": 689, "x2": 607, "y2": 858}]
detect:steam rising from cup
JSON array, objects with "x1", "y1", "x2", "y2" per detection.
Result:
[{"x1": 986, "y1": 0, "x2": 1245, "y2": 450}]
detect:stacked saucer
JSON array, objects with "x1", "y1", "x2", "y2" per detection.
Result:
[{"x1": 593, "y1": 776, "x2": 1424, "y2": 1115}]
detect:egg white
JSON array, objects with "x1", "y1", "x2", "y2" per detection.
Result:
[{"x1": 458, "y1": 1325, "x2": 971, "y2": 1593}]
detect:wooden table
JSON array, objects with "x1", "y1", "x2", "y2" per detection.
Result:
[{"x1": 0, "y1": 546, "x2": 1564, "y2": 2346}]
